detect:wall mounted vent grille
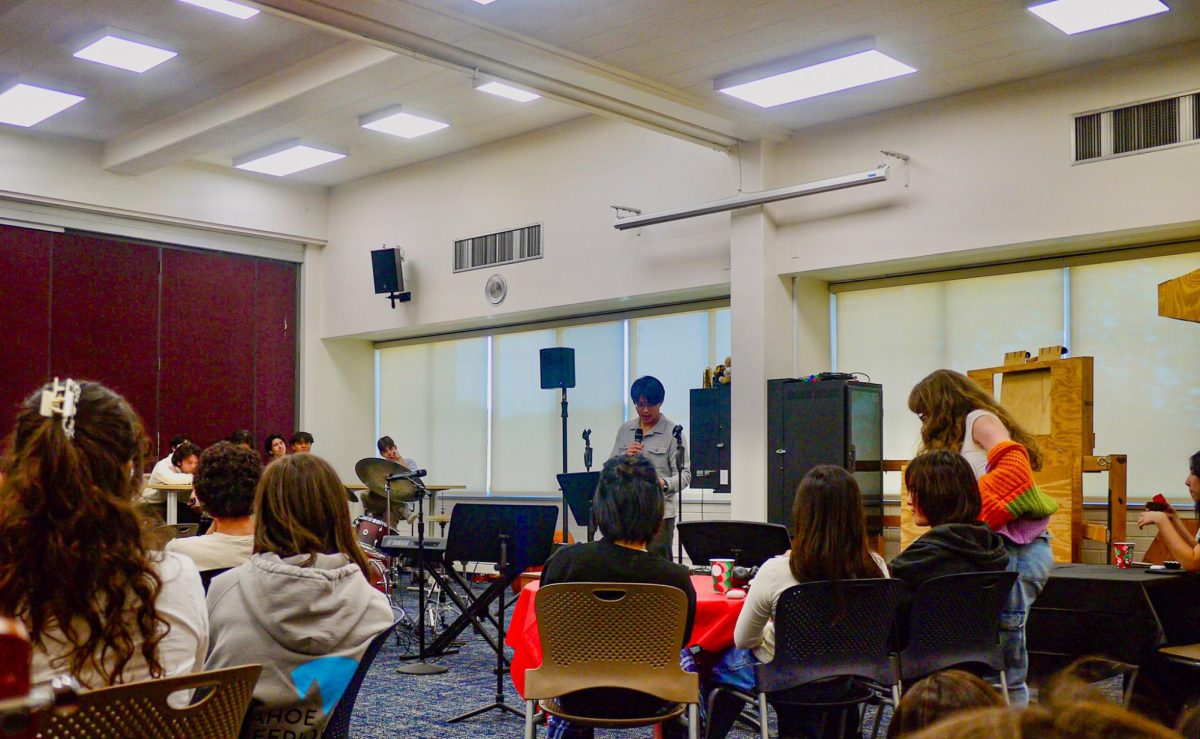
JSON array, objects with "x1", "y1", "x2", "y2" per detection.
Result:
[
  {"x1": 1073, "y1": 91, "x2": 1199, "y2": 164},
  {"x1": 453, "y1": 224, "x2": 542, "y2": 272}
]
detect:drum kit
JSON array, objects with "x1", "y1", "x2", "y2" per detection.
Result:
[{"x1": 352, "y1": 457, "x2": 419, "y2": 595}]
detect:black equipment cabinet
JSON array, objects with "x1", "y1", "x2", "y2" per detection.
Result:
[
  {"x1": 690, "y1": 384, "x2": 731, "y2": 494},
  {"x1": 766, "y1": 378, "x2": 883, "y2": 535}
]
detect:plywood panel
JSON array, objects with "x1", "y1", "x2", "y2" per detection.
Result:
[
  {"x1": 1000, "y1": 368, "x2": 1052, "y2": 436},
  {"x1": 1158, "y1": 269, "x2": 1200, "y2": 323}
]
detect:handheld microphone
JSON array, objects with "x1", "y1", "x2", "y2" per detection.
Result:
[
  {"x1": 633, "y1": 428, "x2": 644, "y2": 444},
  {"x1": 386, "y1": 468, "x2": 427, "y2": 481}
]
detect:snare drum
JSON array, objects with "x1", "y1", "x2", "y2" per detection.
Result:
[{"x1": 353, "y1": 515, "x2": 393, "y2": 550}]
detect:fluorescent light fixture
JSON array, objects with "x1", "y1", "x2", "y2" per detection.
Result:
[
  {"x1": 177, "y1": 0, "x2": 259, "y2": 20},
  {"x1": 0, "y1": 83, "x2": 85, "y2": 127},
  {"x1": 359, "y1": 106, "x2": 450, "y2": 139},
  {"x1": 74, "y1": 35, "x2": 177, "y2": 73},
  {"x1": 473, "y1": 0, "x2": 498, "y2": 4},
  {"x1": 475, "y1": 80, "x2": 541, "y2": 103},
  {"x1": 1028, "y1": 0, "x2": 1168, "y2": 34},
  {"x1": 234, "y1": 141, "x2": 346, "y2": 177},
  {"x1": 717, "y1": 48, "x2": 916, "y2": 108}
]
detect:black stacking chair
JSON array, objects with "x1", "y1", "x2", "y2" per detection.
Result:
[
  {"x1": 322, "y1": 619, "x2": 401, "y2": 739},
  {"x1": 704, "y1": 578, "x2": 903, "y2": 739},
  {"x1": 897, "y1": 571, "x2": 1017, "y2": 704},
  {"x1": 199, "y1": 567, "x2": 232, "y2": 593}
]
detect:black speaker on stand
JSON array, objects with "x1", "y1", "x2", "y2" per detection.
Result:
[{"x1": 540, "y1": 347, "x2": 576, "y2": 543}]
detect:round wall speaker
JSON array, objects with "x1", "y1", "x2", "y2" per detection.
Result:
[{"x1": 485, "y1": 274, "x2": 507, "y2": 305}]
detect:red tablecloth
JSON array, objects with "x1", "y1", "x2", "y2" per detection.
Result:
[{"x1": 506, "y1": 575, "x2": 745, "y2": 698}]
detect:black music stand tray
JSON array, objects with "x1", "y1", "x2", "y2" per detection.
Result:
[
  {"x1": 676, "y1": 520, "x2": 792, "y2": 569},
  {"x1": 424, "y1": 504, "x2": 557, "y2": 723},
  {"x1": 557, "y1": 471, "x2": 600, "y2": 543}
]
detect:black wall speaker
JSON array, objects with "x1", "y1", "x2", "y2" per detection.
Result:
[
  {"x1": 540, "y1": 347, "x2": 576, "y2": 389},
  {"x1": 371, "y1": 247, "x2": 406, "y2": 295}
]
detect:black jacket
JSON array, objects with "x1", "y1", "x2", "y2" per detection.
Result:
[{"x1": 891, "y1": 521, "x2": 1010, "y2": 589}]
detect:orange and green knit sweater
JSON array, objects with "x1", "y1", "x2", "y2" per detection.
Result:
[{"x1": 977, "y1": 440, "x2": 1059, "y2": 530}]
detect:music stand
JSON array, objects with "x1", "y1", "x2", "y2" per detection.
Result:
[
  {"x1": 557, "y1": 472, "x2": 600, "y2": 543},
  {"x1": 676, "y1": 520, "x2": 792, "y2": 569},
  {"x1": 426, "y1": 504, "x2": 557, "y2": 723}
]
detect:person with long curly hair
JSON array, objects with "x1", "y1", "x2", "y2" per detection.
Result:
[
  {"x1": 908, "y1": 369, "x2": 1059, "y2": 706},
  {"x1": 0, "y1": 379, "x2": 208, "y2": 689},
  {"x1": 205, "y1": 453, "x2": 392, "y2": 739}
]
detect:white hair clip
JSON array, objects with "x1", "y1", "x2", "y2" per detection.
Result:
[{"x1": 39, "y1": 378, "x2": 82, "y2": 439}]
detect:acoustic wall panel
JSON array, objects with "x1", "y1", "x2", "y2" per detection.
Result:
[
  {"x1": 254, "y1": 260, "x2": 298, "y2": 445},
  {"x1": 0, "y1": 225, "x2": 52, "y2": 424}
]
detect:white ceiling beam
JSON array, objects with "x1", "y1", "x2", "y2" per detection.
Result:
[
  {"x1": 251, "y1": 0, "x2": 789, "y2": 150},
  {"x1": 102, "y1": 41, "x2": 395, "y2": 175}
]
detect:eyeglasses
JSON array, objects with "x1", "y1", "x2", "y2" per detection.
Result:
[{"x1": 634, "y1": 401, "x2": 661, "y2": 410}]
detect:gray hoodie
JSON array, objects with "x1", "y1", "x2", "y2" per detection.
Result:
[{"x1": 206, "y1": 552, "x2": 393, "y2": 739}]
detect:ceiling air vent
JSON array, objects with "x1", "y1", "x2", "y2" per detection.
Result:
[
  {"x1": 453, "y1": 224, "x2": 542, "y2": 273},
  {"x1": 1073, "y1": 90, "x2": 1199, "y2": 164}
]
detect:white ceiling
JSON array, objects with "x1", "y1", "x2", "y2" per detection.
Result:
[{"x1": 2, "y1": 0, "x2": 1198, "y2": 186}]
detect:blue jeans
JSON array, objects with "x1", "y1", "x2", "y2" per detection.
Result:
[{"x1": 1000, "y1": 532, "x2": 1053, "y2": 706}]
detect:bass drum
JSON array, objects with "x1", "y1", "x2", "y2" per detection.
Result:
[{"x1": 365, "y1": 549, "x2": 390, "y2": 594}]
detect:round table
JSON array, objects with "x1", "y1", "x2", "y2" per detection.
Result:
[{"x1": 505, "y1": 574, "x2": 745, "y2": 698}]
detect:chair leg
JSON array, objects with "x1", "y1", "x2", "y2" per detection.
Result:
[
  {"x1": 757, "y1": 694, "x2": 770, "y2": 739},
  {"x1": 688, "y1": 703, "x2": 699, "y2": 739},
  {"x1": 525, "y1": 699, "x2": 535, "y2": 739},
  {"x1": 999, "y1": 670, "x2": 1010, "y2": 707}
]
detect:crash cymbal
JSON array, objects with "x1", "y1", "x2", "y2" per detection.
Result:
[{"x1": 354, "y1": 457, "x2": 416, "y2": 503}]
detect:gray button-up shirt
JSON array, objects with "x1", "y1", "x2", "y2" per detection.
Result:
[{"x1": 609, "y1": 414, "x2": 691, "y2": 518}]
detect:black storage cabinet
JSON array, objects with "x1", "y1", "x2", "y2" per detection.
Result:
[
  {"x1": 689, "y1": 384, "x2": 731, "y2": 494},
  {"x1": 766, "y1": 378, "x2": 883, "y2": 535}
]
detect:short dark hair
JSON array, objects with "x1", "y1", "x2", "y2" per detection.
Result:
[
  {"x1": 377, "y1": 436, "x2": 396, "y2": 454},
  {"x1": 629, "y1": 376, "x2": 665, "y2": 406},
  {"x1": 263, "y1": 434, "x2": 285, "y2": 456},
  {"x1": 228, "y1": 429, "x2": 254, "y2": 447},
  {"x1": 592, "y1": 455, "x2": 663, "y2": 544},
  {"x1": 193, "y1": 441, "x2": 261, "y2": 519},
  {"x1": 168, "y1": 434, "x2": 190, "y2": 450},
  {"x1": 904, "y1": 451, "x2": 981, "y2": 526},
  {"x1": 1190, "y1": 450, "x2": 1200, "y2": 479},
  {"x1": 290, "y1": 431, "x2": 314, "y2": 445},
  {"x1": 171, "y1": 442, "x2": 202, "y2": 468}
]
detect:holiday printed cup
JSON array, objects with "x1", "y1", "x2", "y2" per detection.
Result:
[
  {"x1": 1113, "y1": 541, "x2": 1135, "y2": 569},
  {"x1": 710, "y1": 558, "x2": 735, "y2": 593}
]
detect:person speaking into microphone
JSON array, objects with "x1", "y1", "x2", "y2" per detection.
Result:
[{"x1": 609, "y1": 375, "x2": 691, "y2": 560}]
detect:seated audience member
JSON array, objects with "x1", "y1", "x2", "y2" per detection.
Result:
[
  {"x1": 206, "y1": 453, "x2": 391, "y2": 738},
  {"x1": 263, "y1": 433, "x2": 287, "y2": 462},
  {"x1": 707, "y1": 465, "x2": 889, "y2": 739},
  {"x1": 539, "y1": 454, "x2": 697, "y2": 739},
  {"x1": 886, "y1": 670, "x2": 1005, "y2": 738},
  {"x1": 0, "y1": 380, "x2": 207, "y2": 688},
  {"x1": 142, "y1": 440, "x2": 201, "y2": 502},
  {"x1": 289, "y1": 431, "x2": 314, "y2": 454},
  {"x1": 166, "y1": 441, "x2": 260, "y2": 572},
  {"x1": 227, "y1": 429, "x2": 254, "y2": 452},
  {"x1": 1137, "y1": 451, "x2": 1200, "y2": 571},
  {"x1": 890, "y1": 451, "x2": 1009, "y2": 594}
]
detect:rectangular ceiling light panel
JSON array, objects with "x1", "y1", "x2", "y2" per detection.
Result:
[
  {"x1": 718, "y1": 49, "x2": 916, "y2": 108},
  {"x1": 476, "y1": 80, "x2": 541, "y2": 103},
  {"x1": 0, "y1": 83, "x2": 85, "y2": 127},
  {"x1": 1028, "y1": 0, "x2": 1169, "y2": 34},
  {"x1": 177, "y1": 0, "x2": 259, "y2": 19},
  {"x1": 360, "y1": 107, "x2": 450, "y2": 138},
  {"x1": 74, "y1": 35, "x2": 177, "y2": 73},
  {"x1": 235, "y1": 143, "x2": 346, "y2": 177}
]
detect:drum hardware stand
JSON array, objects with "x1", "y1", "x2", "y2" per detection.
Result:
[
  {"x1": 448, "y1": 533, "x2": 523, "y2": 723},
  {"x1": 674, "y1": 423, "x2": 685, "y2": 564},
  {"x1": 396, "y1": 477, "x2": 449, "y2": 676}
]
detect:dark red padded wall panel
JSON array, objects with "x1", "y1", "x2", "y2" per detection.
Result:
[
  {"x1": 160, "y1": 248, "x2": 256, "y2": 453},
  {"x1": 49, "y1": 234, "x2": 160, "y2": 445},
  {"x1": 0, "y1": 225, "x2": 52, "y2": 426},
  {"x1": 254, "y1": 260, "x2": 298, "y2": 445}
]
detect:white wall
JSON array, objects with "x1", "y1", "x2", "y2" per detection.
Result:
[
  {"x1": 322, "y1": 116, "x2": 733, "y2": 340},
  {"x1": 769, "y1": 40, "x2": 1200, "y2": 277},
  {"x1": 0, "y1": 131, "x2": 327, "y2": 241}
]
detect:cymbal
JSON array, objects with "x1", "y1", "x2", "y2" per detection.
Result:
[{"x1": 354, "y1": 457, "x2": 417, "y2": 503}]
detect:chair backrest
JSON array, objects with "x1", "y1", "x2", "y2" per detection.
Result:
[
  {"x1": 199, "y1": 568, "x2": 233, "y2": 593},
  {"x1": 154, "y1": 523, "x2": 199, "y2": 541},
  {"x1": 899, "y1": 570, "x2": 1017, "y2": 681},
  {"x1": 758, "y1": 578, "x2": 903, "y2": 694},
  {"x1": 676, "y1": 521, "x2": 792, "y2": 569},
  {"x1": 35, "y1": 664, "x2": 262, "y2": 739},
  {"x1": 321, "y1": 620, "x2": 399, "y2": 739},
  {"x1": 525, "y1": 583, "x2": 698, "y2": 705}
]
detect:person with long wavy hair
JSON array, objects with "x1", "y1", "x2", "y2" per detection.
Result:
[
  {"x1": 205, "y1": 453, "x2": 391, "y2": 739},
  {"x1": 706, "y1": 465, "x2": 888, "y2": 739},
  {"x1": 0, "y1": 380, "x2": 208, "y2": 689},
  {"x1": 908, "y1": 369, "x2": 1059, "y2": 707}
]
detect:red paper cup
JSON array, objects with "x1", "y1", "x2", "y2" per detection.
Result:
[
  {"x1": 710, "y1": 558, "x2": 734, "y2": 593},
  {"x1": 1113, "y1": 541, "x2": 1134, "y2": 569}
]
